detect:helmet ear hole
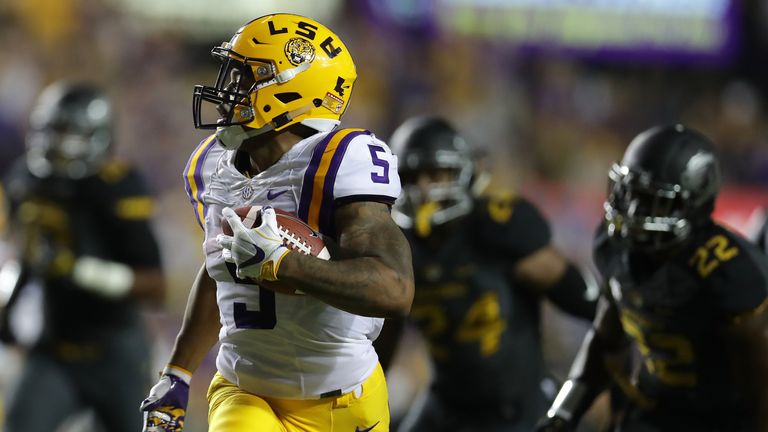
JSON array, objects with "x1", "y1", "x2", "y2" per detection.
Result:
[{"x1": 274, "y1": 93, "x2": 302, "y2": 104}]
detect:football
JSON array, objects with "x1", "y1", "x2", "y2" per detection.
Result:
[{"x1": 221, "y1": 206, "x2": 330, "y2": 295}]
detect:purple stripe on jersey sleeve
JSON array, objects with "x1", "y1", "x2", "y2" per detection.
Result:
[
  {"x1": 195, "y1": 143, "x2": 215, "y2": 218},
  {"x1": 183, "y1": 137, "x2": 213, "y2": 203},
  {"x1": 317, "y1": 130, "x2": 370, "y2": 236},
  {"x1": 298, "y1": 131, "x2": 338, "y2": 223},
  {"x1": 183, "y1": 137, "x2": 217, "y2": 227}
]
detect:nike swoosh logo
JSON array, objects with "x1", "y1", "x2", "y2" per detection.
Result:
[
  {"x1": 355, "y1": 421, "x2": 380, "y2": 432},
  {"x1": 240, "y1": 246, "x2": 265, "y2": 267},
  {"x1": 267, "y1": 189, "x2": 288, "y2": 200}
]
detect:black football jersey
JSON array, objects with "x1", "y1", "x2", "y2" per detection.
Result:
[
  {"x1": 2, "y1": 159, "x2": 161, "y2": 341},
  {"x1": 593, "y1": 221, "x2": 768, "y2": 421},
  {"x1": 405, "y1": 195, "x2": 551, "y2": 413}
]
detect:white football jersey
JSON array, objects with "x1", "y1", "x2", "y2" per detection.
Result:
[{"x1": 183, "y1": 128, "x2": 400, "y2": 399}]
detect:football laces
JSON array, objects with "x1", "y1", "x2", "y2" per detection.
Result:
[{"x1": 278, "y1": 227, "x2": 312, "y2": 255}]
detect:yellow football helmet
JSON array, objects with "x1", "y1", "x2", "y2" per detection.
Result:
[{"x1": 193, "y1": 14, "x2": 357, "y2": 149}]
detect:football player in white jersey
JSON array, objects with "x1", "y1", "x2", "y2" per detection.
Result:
[{"x1": 139, "y1": 13, "x2": 414, "y2": 432}]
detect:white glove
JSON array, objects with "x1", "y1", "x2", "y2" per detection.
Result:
[{"x1": 216, "y1": 206, "x2": 290, "y2": 281}]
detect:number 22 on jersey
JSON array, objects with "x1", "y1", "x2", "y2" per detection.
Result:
[{"x1": 688, "y1": 234, "x2": 738, "y2": 279}]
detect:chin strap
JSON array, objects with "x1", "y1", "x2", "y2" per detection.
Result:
[{"x1": 275, "y1": 62, "x2": 310, "y2": 84}]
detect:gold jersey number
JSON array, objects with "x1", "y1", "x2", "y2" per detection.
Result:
[
  {"x1": 620, "y1": 311, "x2": 697, "y2": 387},
  {"x1": 411, "y1": 291, "x2": 507, "y2": 360},
  {"x1": 688, "y1": 234, "x2": 739, "y2": 279}
]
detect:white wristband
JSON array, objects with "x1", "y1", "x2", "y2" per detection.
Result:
[{"x1": 72, "y1": 256, "x2": 134, "y2": 299}]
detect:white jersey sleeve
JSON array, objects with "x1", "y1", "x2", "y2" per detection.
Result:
[
  {"x1": 295, "y1": 128, "x2": 401, "y2": 236},
  {"x1": 182, "y1": 134, "x2": 227, "y2": 231},
  {"x1": 333, "y1": 132, "x2": 401, "y2": 204}
]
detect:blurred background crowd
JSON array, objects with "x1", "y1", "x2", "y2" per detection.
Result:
[{"x1": 1, "y1": 0, "x2": 768, "y2": 430}]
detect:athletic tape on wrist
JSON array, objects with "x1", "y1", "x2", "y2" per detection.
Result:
[{"x1": 163, "y1": 364, "x2": 192, "y2": 385}]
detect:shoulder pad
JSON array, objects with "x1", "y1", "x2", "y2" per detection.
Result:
[
  {"x1": 474, "y1": 195, "x2": 551, "y2": 261},
  {"x1": 689, "y1": 225, "x2": 768, "y2": 315},
  {"x1": 483, "y1": 190, "x2": 518, "y2": 224}
]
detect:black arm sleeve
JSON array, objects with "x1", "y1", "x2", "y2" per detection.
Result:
[{"x1": 546, "y1": 264, "x2": 598, "y2": 321}]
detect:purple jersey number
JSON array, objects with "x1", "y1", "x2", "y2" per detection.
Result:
[
  {"x1": 368, "y1": 145, "x2": 390, "y2": 184},
  {"x1": 226, "y1": 262, "x2": 277, "y2": 329}
]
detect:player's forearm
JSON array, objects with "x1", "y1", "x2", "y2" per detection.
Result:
[
  {"x1": 278, "y1": 252, "x2": 414, "y2": 318},
  {"x1": 546, "y1": 297, "x2": 627, "y2": 426},
  {"x1": 546, "y1": 330, "x2": 614, "y2": 426},
  {"x1": 168, "y1": 264, "x2": 220, "y2": 373},
  {"x1": 545, "y1": 264, "x2": 597, "y2": 321},
  {"x1": 568, "y1": 297, "x2": 628, "y2": 387}
]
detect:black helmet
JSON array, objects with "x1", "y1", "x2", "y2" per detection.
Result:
[
  {"x1": 26, "y1": 82, "x2": 113, "y2": 179},
  {"x1": 389, "y1": 116, "x2": 473, "y2": 235},
  {"x1": 604, "y1": 124, "x2": 721, "y2": 251}
]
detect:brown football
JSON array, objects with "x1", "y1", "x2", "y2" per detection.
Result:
[{"x1": 221, "y1": 206, "x2": 330, "y2": 295}]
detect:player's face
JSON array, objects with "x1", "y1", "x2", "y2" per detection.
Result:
[
  {"x1": 605, "y1": 164, "x2": 693, "y2": 252},
  {"x1": 394, "y1": 162, "x2": 473, "y2": 236},
  {"x1": 402, "y1": 168, "x2": 457, "y2": 199},
  {"x1": 215, "y1": 64, "x2": 257, "y2": 125},
  {"x1": 400, "y1": 167, "x2": 465, "y2": 223}
]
